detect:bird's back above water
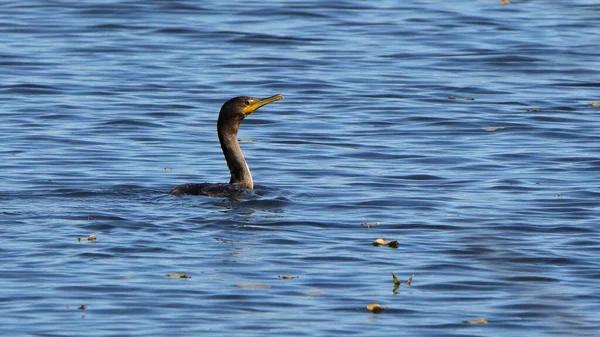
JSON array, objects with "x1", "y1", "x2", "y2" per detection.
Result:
[
  {"x1": 170, "y1": 182, "x2": 248, "y2": 197},
  {"x1": 170, "y1": 94, "x2": 284, "y2": 197}
]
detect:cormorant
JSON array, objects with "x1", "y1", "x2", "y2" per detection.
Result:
[{"x1": 171, "y1": 94, "x2": 283, "y2": 196}]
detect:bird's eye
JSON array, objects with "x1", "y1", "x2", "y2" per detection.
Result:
[{"x1": 244, "y1": 100, "x2": 252, "y2": 106}]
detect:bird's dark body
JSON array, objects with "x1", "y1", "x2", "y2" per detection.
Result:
[{"x1": 170, "y1": 183, "x2": 248, "y2": 197}]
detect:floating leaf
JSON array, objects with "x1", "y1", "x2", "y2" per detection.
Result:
[
  {"x1": 392, "y1": 273, "x2": 400, "y2": 293},
  {"x1": 500, "y1": 0, "x2": 510, "y2": 4},
  {"x1": 78, "y1": 305, "x2": 86, "y2": 310},
  {"x1": 589, "y1": 102, "x2": 600, "y2": 107},
  {"x1": 449, "y1": 96, "x2": 475, "y2": 101},
  {"x1": 78, "y1": 234, "x2": 97, "y2": 242},
  {"x1": 463, "y1": 318, "x2": 488, "y2": 324},
  {"x1": 366, "y1": 303, "x2": 384, "y2": 313},
  {"x1": 484, "y1": 126, "x2": 505, "y2": 132},
  {"x1": 373, "y1": 238, "x2": 399, "y2": 248},
  {"x1": 526, "y1": 108, "x2": 540, "y2": 112},
  {"x1": 361, "y1": 222, "x2": 381, "y2": 228},
  {"x1": 405, "y1": 274, "x2": 414, "y2": 286},
  {"x1": 302, "y1": 290, "x2": 325, "y2": 296},
  {"x1": 387, "y1": 240, "x2": 399, "y2": 248},
  {"x1": 278, "y1": 275, "x2": 297, "y2": 279},
  {"x1": 236, "y1": 283, "x2": 271, "y2": 289},
  {"x1": 167, "y1": 273, "x2": 191, "y2": 279}
]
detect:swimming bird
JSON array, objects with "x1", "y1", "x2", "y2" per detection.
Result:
[{"x1": 171, "y1": 94, "x2": 284, "y2": 196}]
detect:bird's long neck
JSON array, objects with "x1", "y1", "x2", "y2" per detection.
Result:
[{"x1": 217, "y1": 120, "x2": 253, "y2": 189}]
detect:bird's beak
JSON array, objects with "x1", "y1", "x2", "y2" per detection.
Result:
[{"x1": 243, "y1": 94, "x2": 284, "y2": 115}]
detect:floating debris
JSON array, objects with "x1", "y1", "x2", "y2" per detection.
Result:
[
  {"x1": 484, "y1": 126, "x2": 505, "y2": 132},
  {"x1": 361, "y1": 222, "x2": 381, "y2": 228},
  {"x1": 526, "y1": 108, "x2": 540, "y2": 112},
  {"x1": 78, "y1": 305, "x2": 87, "y2": 310},
  {"x1": 302, "y1": 290, "x2": 325, "y2": 297},
  {"x1": 392, "y1": 273, "x2": 400, "y2": 293},
  {"x1": 236, "y1": 283, "x2": 271, "y2": 289},
  {"x1": 78, "y1": 234, "x2": 97, "y2": 242},
  {"x1": 373, "y1": 238, "x2": 399, "y2": 248},
  {"x1": 500, "y1": 0, "x2": 510, "y2": 5},
  {"x1": 588, "y1": 102, "x2": 600, "y2": 107},
  {"x1": 366, "y1": 303, "x2": 384, "y2": 314},
  {"x1": 278, "y1": 275, "x2": 297, "y2": 279},
  {"x1": 463, "y1": 318, "x2": 488, "y2": 324},
  {"x1": 449, "y1": 96, "x2": 475, "y2": 101},
  {"x1": 392, "y1": 273, "x2": 413, "y2": 290},
  {"x1": 166, "y1": 273, "x2": 192, "y2": 279}
]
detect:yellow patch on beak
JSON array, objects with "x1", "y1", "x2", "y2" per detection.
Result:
[{"x1": 243, "y1": 94, "x2": 284, "y2": 115}]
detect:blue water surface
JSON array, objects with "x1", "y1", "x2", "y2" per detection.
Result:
[{"x1": 1, "y1": 1, "x2": 600, "y2": 336}]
